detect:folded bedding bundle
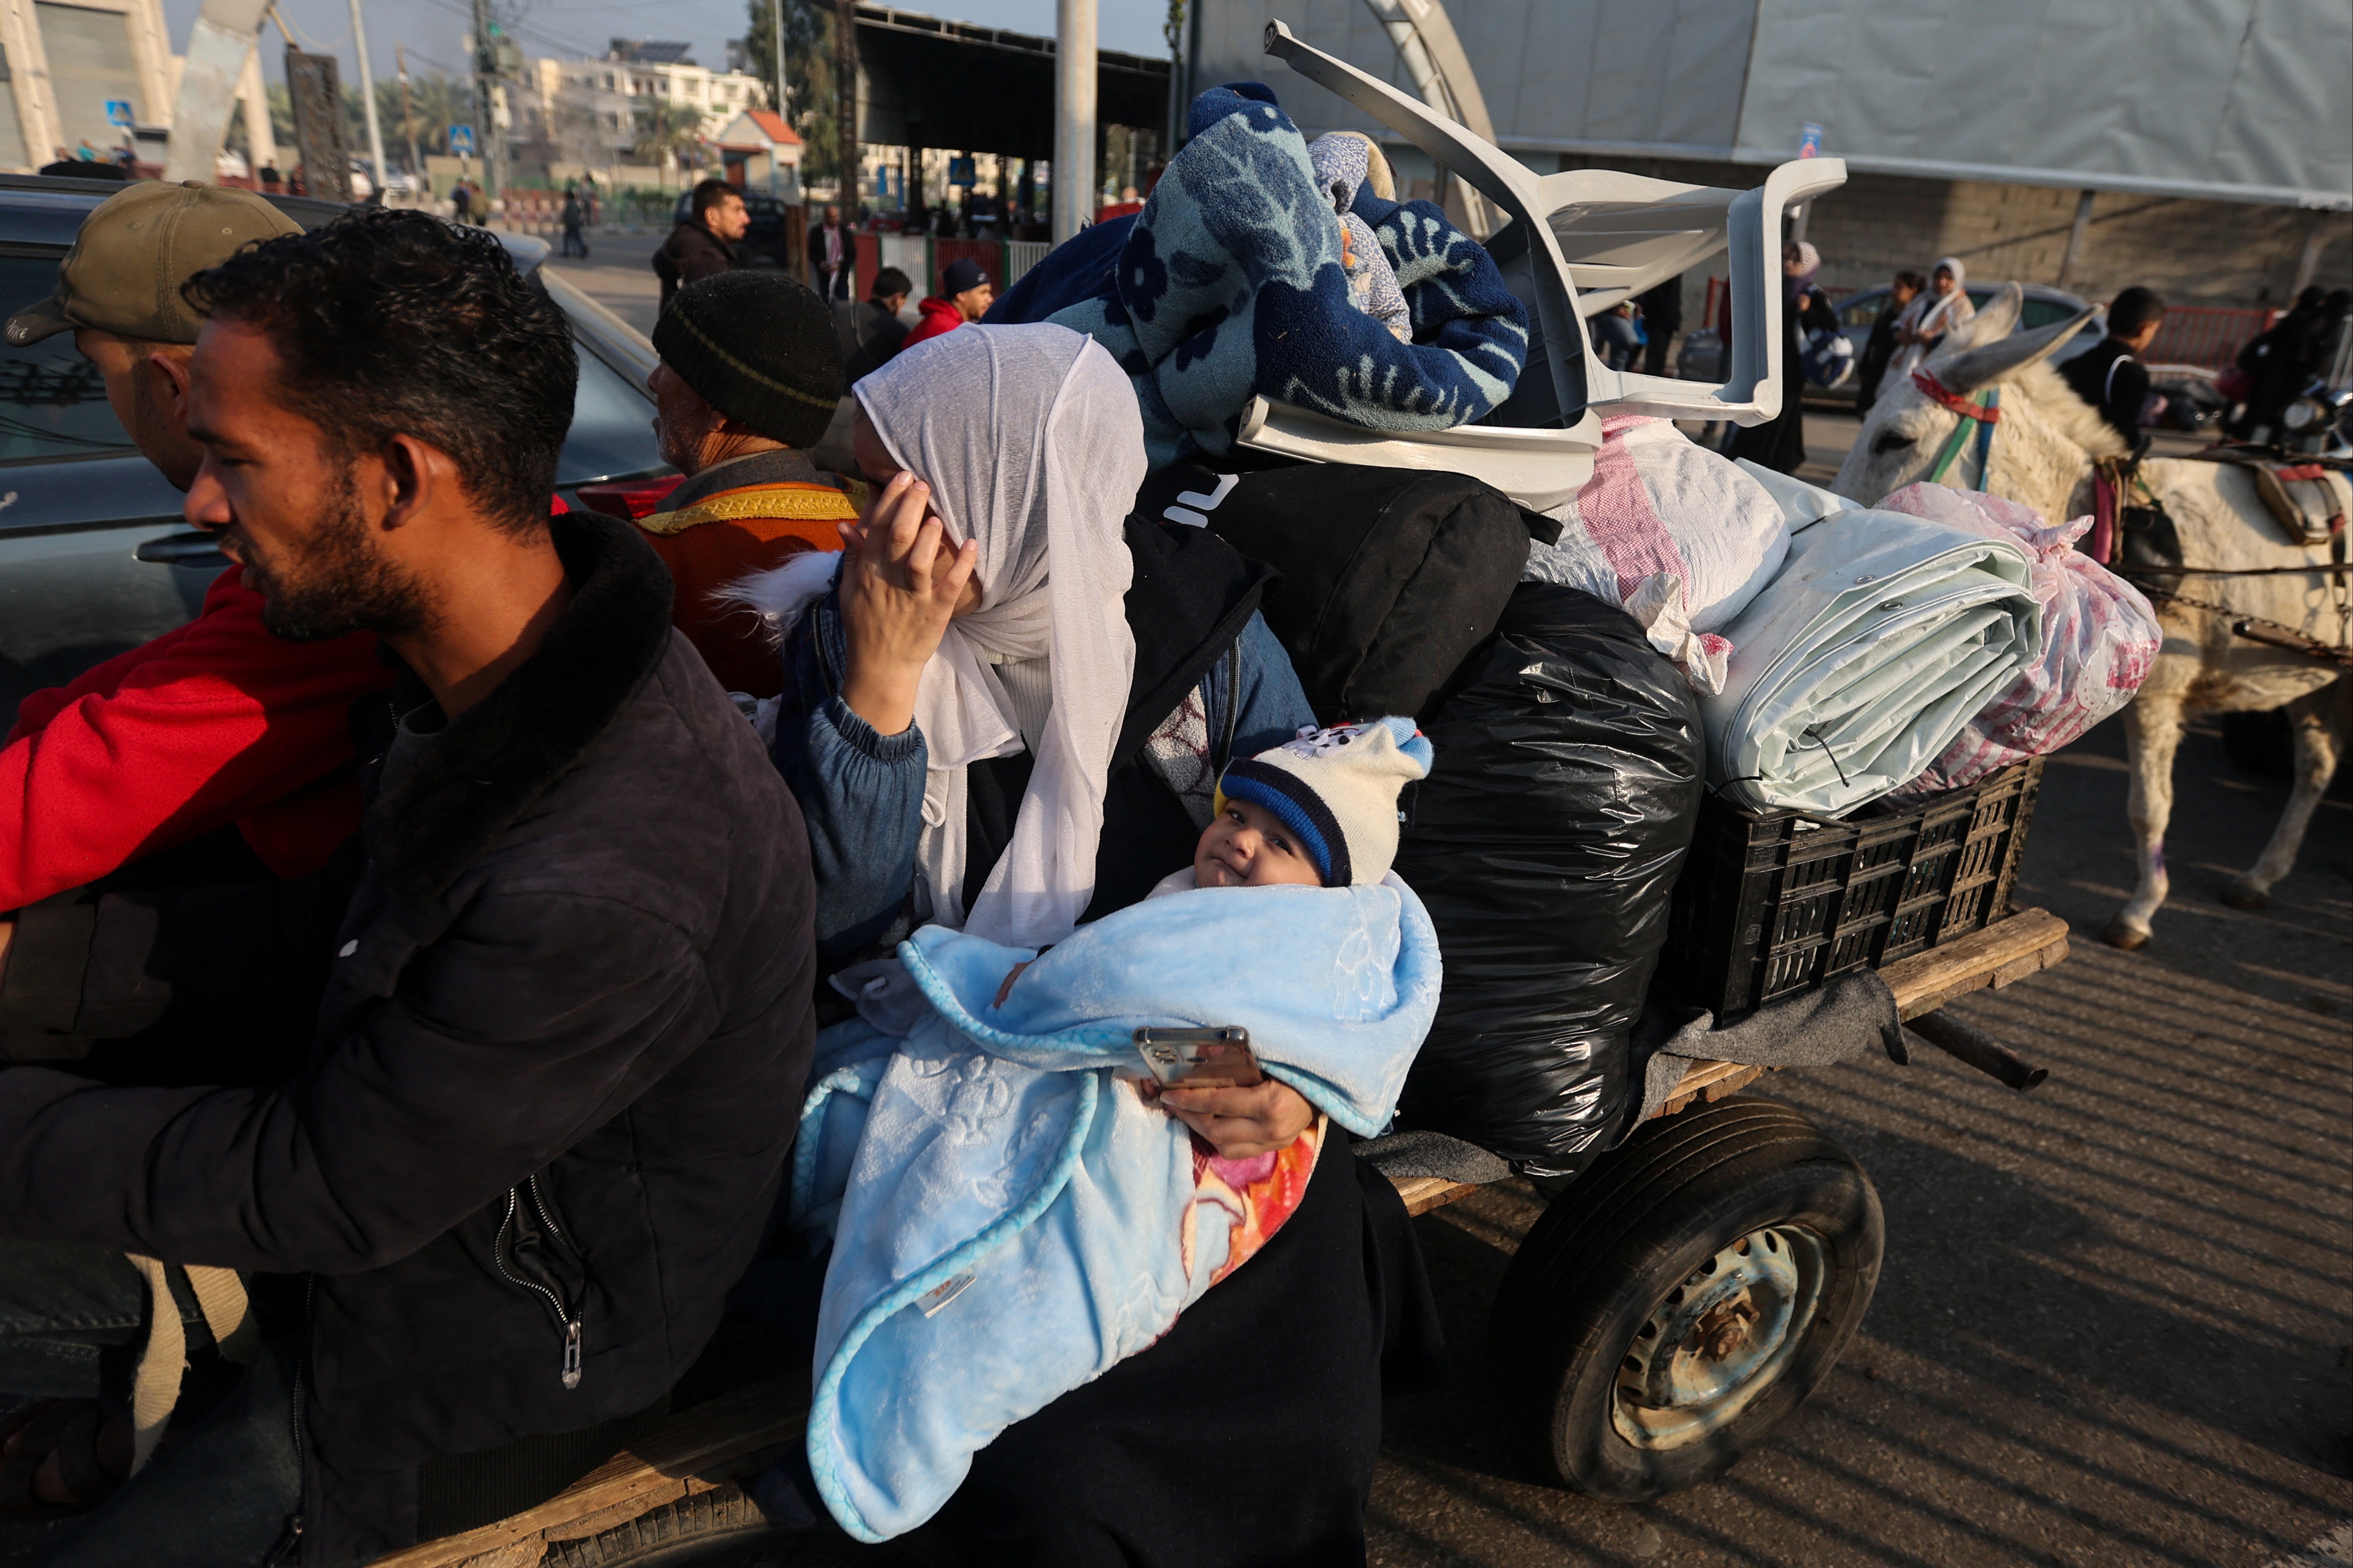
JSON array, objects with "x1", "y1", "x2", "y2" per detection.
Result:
[
  {"x1": 998, "y1": 82, "x2": 1528, "y2": 468},
  {"x1": 1700, "y1": 509, "x2": 2041, "y2": 815}
]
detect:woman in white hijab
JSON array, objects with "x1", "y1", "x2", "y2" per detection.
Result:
[
  {"x1": 1890, "y1": 255, "x2": 1976, "y2": 380},
  {"x1": 747, "y1": 322, "x2": 1419, "y2": 1568}
]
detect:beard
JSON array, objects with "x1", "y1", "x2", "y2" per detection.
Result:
[{"x1": 250, "y1": 470, "x2": 435, "y2": 643}]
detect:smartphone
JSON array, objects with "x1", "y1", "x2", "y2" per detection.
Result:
[{"x1": 1134, "y1": 1026, "x2": 1263, "y2": 1089}]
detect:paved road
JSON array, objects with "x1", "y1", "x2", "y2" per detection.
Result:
[
  {"x1": 1370, "y1": 710, "x2": 2353, "y2": 1567},
  {"x1": 540, "y1": 226, "x2": 668, "y2": 339}
]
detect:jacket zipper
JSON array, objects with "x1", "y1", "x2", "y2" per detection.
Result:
[{"x1": 493, "y1": 1180, "x2": 587, "y2": 1390}]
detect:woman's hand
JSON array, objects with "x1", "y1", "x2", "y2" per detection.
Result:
[
  {"x1": 835, "y1": 471, "x2": 979, "y2": 736},
  {"x1": 1151, "y1": 1079, "x2": 1317, "y2": 1160}
]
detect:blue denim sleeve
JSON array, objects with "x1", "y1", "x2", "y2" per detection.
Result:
[
  {"x1": 1229, "y1": 610, "x2": 1315, "y2": 758},
  {"x1": 769, "y1": 608, "x2": 929, "y2": 960}
]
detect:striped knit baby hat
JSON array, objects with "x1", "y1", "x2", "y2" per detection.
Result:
[{"x1": 1215, "y1": 717, "x2": 1433, "y2": 887}]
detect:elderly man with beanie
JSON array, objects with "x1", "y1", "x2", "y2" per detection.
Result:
[
  {"x1": 638, "y1": 271, "x2": 861, "y2": 696},
  {"x1": 903, "y1": 257, "x2": 994, "y2": 350},
  {"x1": 0, "y1": 182, "x2": 393, "y2": 1072}
]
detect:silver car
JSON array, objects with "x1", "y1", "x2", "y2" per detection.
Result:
[
  {"x1": 0, "y1": 173, "x2": 669, "y2": 717},
  {"x1": 1675, "y1": 282, "x2": 2102, "y2": 400}
]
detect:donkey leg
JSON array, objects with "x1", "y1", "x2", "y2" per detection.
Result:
[
  {"x1": 2221, "y1": 683, "x2": 2345, "y2": 909},
  {"x1": 2107, "y1": 697, "x2": 2185, "y2": 949}
]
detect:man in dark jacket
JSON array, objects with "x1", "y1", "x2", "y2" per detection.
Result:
[
  {"x1": 1637, "y1": 273, "x2": 1682, "y2": 378},
  {"x1": 653, "y1": 179, "x2": 746, "y2": 309},
  {"x1": 807, "y1": 203, "x2": 852, "y2": 301},
  {"x1": 2060, "y1": 285, "x2": 2166, "y2": 448},
  {"x1": 841, "y1": 264, "x2": 911, "y2": 386},
  {"x1": 0, "y1": 210, "x2": 815, "y2": 1565}
]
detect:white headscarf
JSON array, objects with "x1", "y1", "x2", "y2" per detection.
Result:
[
  {"x1": 1893, "y1": 256, "x2": 1975, "y2": 378},
  {"x1": 852, "y1": 323, "x2": 1144, "y2": 948}
]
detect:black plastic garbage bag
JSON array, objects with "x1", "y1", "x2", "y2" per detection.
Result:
[{"x1": 1392, "y1": 583, "x2": 1704, "y2": 1179}]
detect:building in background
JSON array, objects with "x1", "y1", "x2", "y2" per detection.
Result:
[
  {"x1": 1191, "y1": 0, "x2": 2352, "y2": 310},
  {"x1": 712, "y1": 108, "x2": 801, "y2": 199},
  {"x1": 523, "y1": 40, "x2": 766, "y2": 169},
  {"x1": 0, "y1": 0, "x2": 176, "y2": 172}
]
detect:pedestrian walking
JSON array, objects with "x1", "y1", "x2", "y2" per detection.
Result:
[
  {"x1": 653, "y1": 178, "x2": 747, "y2": 310},
  {"x1": 1730, "y1": 239, "x2": 1837, "y2": 475},
  {"x1": 1638, "y1": 273, "x2": 1683, "y2": 377},
  {"x1": 1855, "y1": 270, "x2": 1924, "y2": 413},
  {"x1": 560, "y1": 187, "x2": 589, "y2": 258},
  {"x1": 449, "y1": 179, "x2": 472, "y2": 224},
  {"x1": 2060, "y1": 286, "x2": 2166, "y2": 447},
  {"x1": 808, "y1": 202, "x2": 853, "y2": 301},
  {"x1": 902, "y1": 257, "x2": 993, "y2": 349},
  {"x1": 1589, "y1": 301, "x2": 1641, "y2": 371},
  {"x1": 1888, "y1": 256, "x2": 1975, "y2": 382}
]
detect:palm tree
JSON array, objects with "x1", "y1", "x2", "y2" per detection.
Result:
[{"x1": 632, "y1": 101, "x2": 706, "y2": 179}]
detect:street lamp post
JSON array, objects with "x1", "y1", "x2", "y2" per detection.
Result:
[{"x1": 345, "y1": 0, "x2": 389, "y2": 197}]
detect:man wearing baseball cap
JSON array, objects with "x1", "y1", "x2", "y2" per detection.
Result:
[
  {"x1": 902, "y1": 255, "x2": 994, "y2": 350},
  {"x1": 0, "y1": 186, "x2": 391, "y2": 1098}
]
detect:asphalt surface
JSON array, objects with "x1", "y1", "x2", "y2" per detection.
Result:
[{"x1": 540, "y1": 226, "x2": 681, "y2": 339}]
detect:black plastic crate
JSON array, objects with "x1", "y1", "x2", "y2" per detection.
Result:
[{"x1": 1656, "y1": 759, "x2": 2043, "y2": 1022}]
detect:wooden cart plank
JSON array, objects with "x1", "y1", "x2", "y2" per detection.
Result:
[
  {"x1": 1880, "y1": 906, "x2": 2069, "y2": 1019},
  {"x1": 371, "y1": 1375, "x2": 810, "y2": 1568}
]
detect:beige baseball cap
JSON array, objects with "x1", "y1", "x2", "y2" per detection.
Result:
[{"x1": 5, "y1": 180, "x2": 302, "y2": 348}]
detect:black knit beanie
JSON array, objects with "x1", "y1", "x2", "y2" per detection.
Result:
[{"x1": 652, "y1": 271, "x2": 844, "y2": 450}]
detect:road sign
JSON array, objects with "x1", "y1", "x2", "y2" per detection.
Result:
[
  {"x1": 448, "y1": 124, "x2": 476, "y2": 156},
  {"x1": 1798, "y1": 122, "x2": 1824, "y2": 159},
  {"x1": 104, "y1": 100, "x2": 134, "y2": 128},
  {"x1": 948, "y1": 156, "x2": 975, "y2": 188}
]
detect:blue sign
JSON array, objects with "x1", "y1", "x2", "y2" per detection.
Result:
[
  {"x1": 104, "y1": 100, "x2": 134, "y2": 127},
  {"x1": 1797, "y1": 122, "x2": 1823, "y2": 159},
  {"x1": 448, "y1": 123, "x2": 477, "y2": 156},
  {"x1": 947, "y1": 156, "x2": 975, "y2": 188}
]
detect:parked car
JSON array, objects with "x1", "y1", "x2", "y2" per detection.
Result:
[
  {"x1": 1674, "y1": 283, "x2": 2103, "y2": 400},
  {"x1": 669, "y1": 186, "x2": 795, "y2": 269},
  {"x1": 0, "y1": 172, "x2": 669, "y2": 717}
]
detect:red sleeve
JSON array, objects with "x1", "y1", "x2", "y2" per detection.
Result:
[{"x1": 0, "y1": 568, "x2": 393, "y2": 910}]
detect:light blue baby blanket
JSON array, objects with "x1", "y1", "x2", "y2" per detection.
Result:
[{"x1": 790, "y1": 878, "x2": 1442, "y2": 1540}]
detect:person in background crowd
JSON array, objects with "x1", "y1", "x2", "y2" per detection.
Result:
[
  {"x1": 448, "y1": 179, "x2": 472, "y2": 223},
  {"x1": 655, "y1": 178, "x2": 746, "y2": 310},
  {"x1": 637, "y1": 271, "x2": 858, "y2": 697},
  {"x1": 843, "y1": 264, "x2": 913, "y2": 386},
  {"x1": 904, "y1": 258, "x2": 992, "y2": 350},
  {"x1": 257, "y1": 160, "x2": 281, "y2": 191},
  {"x1": 1731, "y1": 239, "x2": 1838, "y2": 474},
  {"x1": 1855, "y1": 269, "x2": 1924, "y2": 414},
  {"x1": 0, "y1": 181, "x2": 390, "y2": 1068},
  {"x1": 1638, "y1": 272, "x2": 1683, "y2": 378},
  {"x1": 1889, "y1": 256, "x2": 1975, "y2": 381},
  {"x1": 2229, "y1": 284, "x2": 2344, "y2": 441},
  {"x1": 1589, "y1": 300, "x2": 1641, "y2": 371},
  {"x1": 560, "y1": 187, "x2": 589, "y2": 258},
  {"x1": 808, "y1": 203, "x2": 853, "y2": 302},
  {"x1": 0, "y1": 209, "x2": 817, "y2": 1566},
  {"x1": 1098, "y1": 184, "x2": 1145, "y2": 223},
  {"x1": 2061, "y1": 285, "x2": 2167, "y2": 448}
]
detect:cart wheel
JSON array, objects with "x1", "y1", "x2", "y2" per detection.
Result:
[{"x1": 1487, "y1": 1095, "x2": 1883, "y2": 1501}]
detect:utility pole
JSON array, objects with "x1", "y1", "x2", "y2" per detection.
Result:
[
  {"x1": 470, "y1": 0, "x2": 510, "y2": 205},
  {"x1": 834, "y1": 0, "x2": 857, "y2": 215},
  {"x1": 1052, "y1": 0, "x2": 1095, "y2": 242},
  {"x1": 396, "y1": 43, "x2": 423, "y2": 184},
  {"x1": 346, "y1": 0, "x2": 389, "y2": 197}
]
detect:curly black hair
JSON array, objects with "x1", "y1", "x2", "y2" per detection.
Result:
[{"x1": 183, "y1": 208, "x2": 577, "y2": 534}]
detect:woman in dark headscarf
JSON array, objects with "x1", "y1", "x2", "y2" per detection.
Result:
[{"x1": 1730, "y1": 239, "x2": 1839, "y2": 475}]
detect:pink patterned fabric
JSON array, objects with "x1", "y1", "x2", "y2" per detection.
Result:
[{"x1": 1583, "y1": 415, "x2": 1687, "y2": 601}]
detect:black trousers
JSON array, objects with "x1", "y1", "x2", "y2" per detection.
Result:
[
  {"x1": 934, "y1": 1133, "x2": 1444, "y2": 1568},
  {"x1": 0, "y1": 1241, "x2": 300, "y2": 1567}
]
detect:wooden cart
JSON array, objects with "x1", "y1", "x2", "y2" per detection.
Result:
[{"x1": 377, "y1": 907, "x2": 2070, "y2": 1568}]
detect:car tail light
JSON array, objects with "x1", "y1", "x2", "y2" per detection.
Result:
[{"x1": 574, "y1": 475, "x2": 684, "y2": 520}]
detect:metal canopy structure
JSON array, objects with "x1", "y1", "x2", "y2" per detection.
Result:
[
  {"x1": 854, "y1": 4, "x2": 1169, "y2": 161},
  {"x1": 1195, "y1": 0, "x2": 2352, "y2": 210}
]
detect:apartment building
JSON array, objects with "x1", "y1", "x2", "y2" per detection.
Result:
[
  {"x1": 0, "y1": 0, "x2": 176, "y2": 172},
  {"x1": 527, "y1": 40, "x2": 766, "y2": 163}
]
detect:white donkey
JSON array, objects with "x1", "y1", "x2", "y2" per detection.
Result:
[{"x1": 1834, "y1": 285, "x2": 2347, "y2": 949}]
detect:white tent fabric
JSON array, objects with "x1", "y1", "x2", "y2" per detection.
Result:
[
  {"x1": 1196, "y1": 0, "x2": 2352, "y2": 209},
  {"x1": 1699, "y1": 510, "x2": 2041, "y2": 816}
]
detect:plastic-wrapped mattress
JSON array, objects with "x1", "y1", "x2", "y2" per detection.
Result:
[{"x1": 1699, "y1": 508, "x2": 2041, "y2": 816}]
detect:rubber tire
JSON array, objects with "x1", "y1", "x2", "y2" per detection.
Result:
[{"x1": 1486, "y1": 1096, "x2": 1884, "y2": 1502}]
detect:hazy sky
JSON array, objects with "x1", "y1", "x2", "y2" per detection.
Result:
[{"x1": 159, "y1": 0, "x2": 1175, "y2": 91}]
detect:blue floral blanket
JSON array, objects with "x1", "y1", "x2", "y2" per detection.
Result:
[{"x1": 995, "y1": 83, "x2": 1528, "y2": 468}]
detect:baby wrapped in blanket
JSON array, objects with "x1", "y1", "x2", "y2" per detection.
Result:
[{"x1": 792, "y1": 720, "x2": 1439, "y2": 1541}]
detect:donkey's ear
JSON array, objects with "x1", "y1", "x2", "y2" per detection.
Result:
[
  {"x1": 1947, "y1": 281, "x2": 2025, "y2": 350},
  {"x1": 1934, "y1": 306, "x2": 2100, "y2": 393}
]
